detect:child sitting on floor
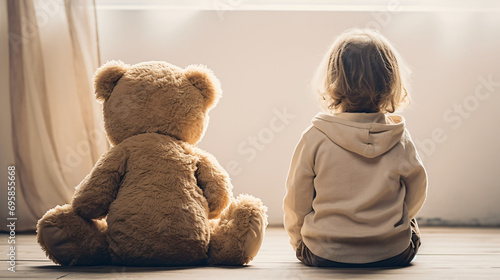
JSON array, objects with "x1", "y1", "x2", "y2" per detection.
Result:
[{"x1": 284, "y1": 29, "x2": 427, "y2": 267}]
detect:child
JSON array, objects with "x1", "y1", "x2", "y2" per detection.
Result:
[{"x1": 283, "y1": 29, "x2": 427, "y2": 267}]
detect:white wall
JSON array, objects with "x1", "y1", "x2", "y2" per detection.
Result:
[{"x1": 96, "y1": 7, "x2": 500, "y2": 226}]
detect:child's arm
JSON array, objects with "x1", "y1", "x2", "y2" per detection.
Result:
[
  {"x1": 283, "y1": 133, "x2": 315, "y2": 251},
  {"x1": 72, "y1": 145, "x2": 127, "y2": 219},
  {"x1": 194, "y1": 148, "x2": 232, "y2": 219},
  {"x1": 401, "y1": 130, "x2": 428, "y2": 219}
]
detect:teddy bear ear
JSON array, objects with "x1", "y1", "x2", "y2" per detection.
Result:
[
  {"x1": 185, "y1": 64, "x2": 222, "y2": 109},
  {"x1": 94, "y1": 60, "x2": 129, "y2": 103}
]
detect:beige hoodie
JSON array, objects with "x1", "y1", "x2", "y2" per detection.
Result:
[{"x1": 284, "y1": 112, "x2": 427, "y2": 264}]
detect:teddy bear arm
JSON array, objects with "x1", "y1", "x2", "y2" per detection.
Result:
[
  {"x1": 72, "y1": 146, "x2": 127, "y2": 220},
  {"x1": 195, "y1": 150, "x2": 233, "y2": 219}
]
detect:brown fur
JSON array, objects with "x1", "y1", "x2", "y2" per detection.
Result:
[
  {"x1": 208, "y1": 194, "x2": 268, "y2": 265},
  {"x1": 36, "y1": 61, "x2": 267, "y2": 266}
]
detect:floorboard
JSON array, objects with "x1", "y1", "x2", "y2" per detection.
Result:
[{"x1": 1, "y1": 227, "x2": 499, "y2": 279}]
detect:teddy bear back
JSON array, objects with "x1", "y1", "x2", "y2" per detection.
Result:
[{"x1": 93, "y1": 61, "x2": 222, "y2": 146}]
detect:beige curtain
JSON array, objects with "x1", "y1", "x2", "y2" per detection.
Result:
[{"x1": 1, "y1": 0, "x2": 108, "y2": 231}]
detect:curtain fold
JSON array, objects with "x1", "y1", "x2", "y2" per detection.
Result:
[
  {"x1": 64, "y1": 0, "x2": 102, "y2": 163},
  {"x1": 7, "y1": 0, "x2": 41, "y2": 225},
  {"x1": 2, "y1": 0, "x2": 108, "y2": 232}
]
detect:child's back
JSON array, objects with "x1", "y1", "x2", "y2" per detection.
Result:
[{"x1": 284, "y1": 29, "x2": 427, "y2": 267}]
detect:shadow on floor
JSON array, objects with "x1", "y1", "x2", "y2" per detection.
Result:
[{"x1": 34, "y1": 263, "x2": 248, "y2": 274}]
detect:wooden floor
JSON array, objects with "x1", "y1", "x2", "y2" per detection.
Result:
[{"x1": 1, "y1": 227, "x2": 499, "y2": 279}]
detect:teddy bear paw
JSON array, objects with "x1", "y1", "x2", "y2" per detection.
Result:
[
  {"x1": 243, "y1": 209, "x2": 267, "y2": 261},
  {"x1": 39, "y1": 226, "x2": 75, "y2": 266}
]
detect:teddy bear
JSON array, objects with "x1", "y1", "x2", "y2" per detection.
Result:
[{"x1": 36, "y1": 61, "x2": 268, "y2": 266}]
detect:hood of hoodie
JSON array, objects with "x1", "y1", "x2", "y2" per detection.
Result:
[{"x1": 312, "y1": 112, "x2": 405, "y2": 158}]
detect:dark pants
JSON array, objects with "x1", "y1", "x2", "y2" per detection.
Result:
[{"x1": 296, "y1": 219, "x2": 421, "y2": 267}]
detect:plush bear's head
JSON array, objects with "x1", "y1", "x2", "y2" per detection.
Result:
[{"x1": 94, "y1": 61, "x2": 222, "y2": 146}]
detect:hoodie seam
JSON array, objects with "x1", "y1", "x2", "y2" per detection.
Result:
[
  {"x1": 365, "y1": 127, "x2": 372, "y2": 145},
  {"x1": 323, "y1": 118, "x2": 403, "y2": 130},
  {"x1": 315, "y1": 113, "x2": 405, "y2": 130}
]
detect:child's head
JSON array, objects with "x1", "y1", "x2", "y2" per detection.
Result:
[{"x1": 315, "y1": 29, "x2": 410, "y2": 113}]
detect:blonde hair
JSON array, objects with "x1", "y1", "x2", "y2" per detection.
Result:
[{"x1": 314, "y1": 29, "x2": 410, "y2": 113}]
